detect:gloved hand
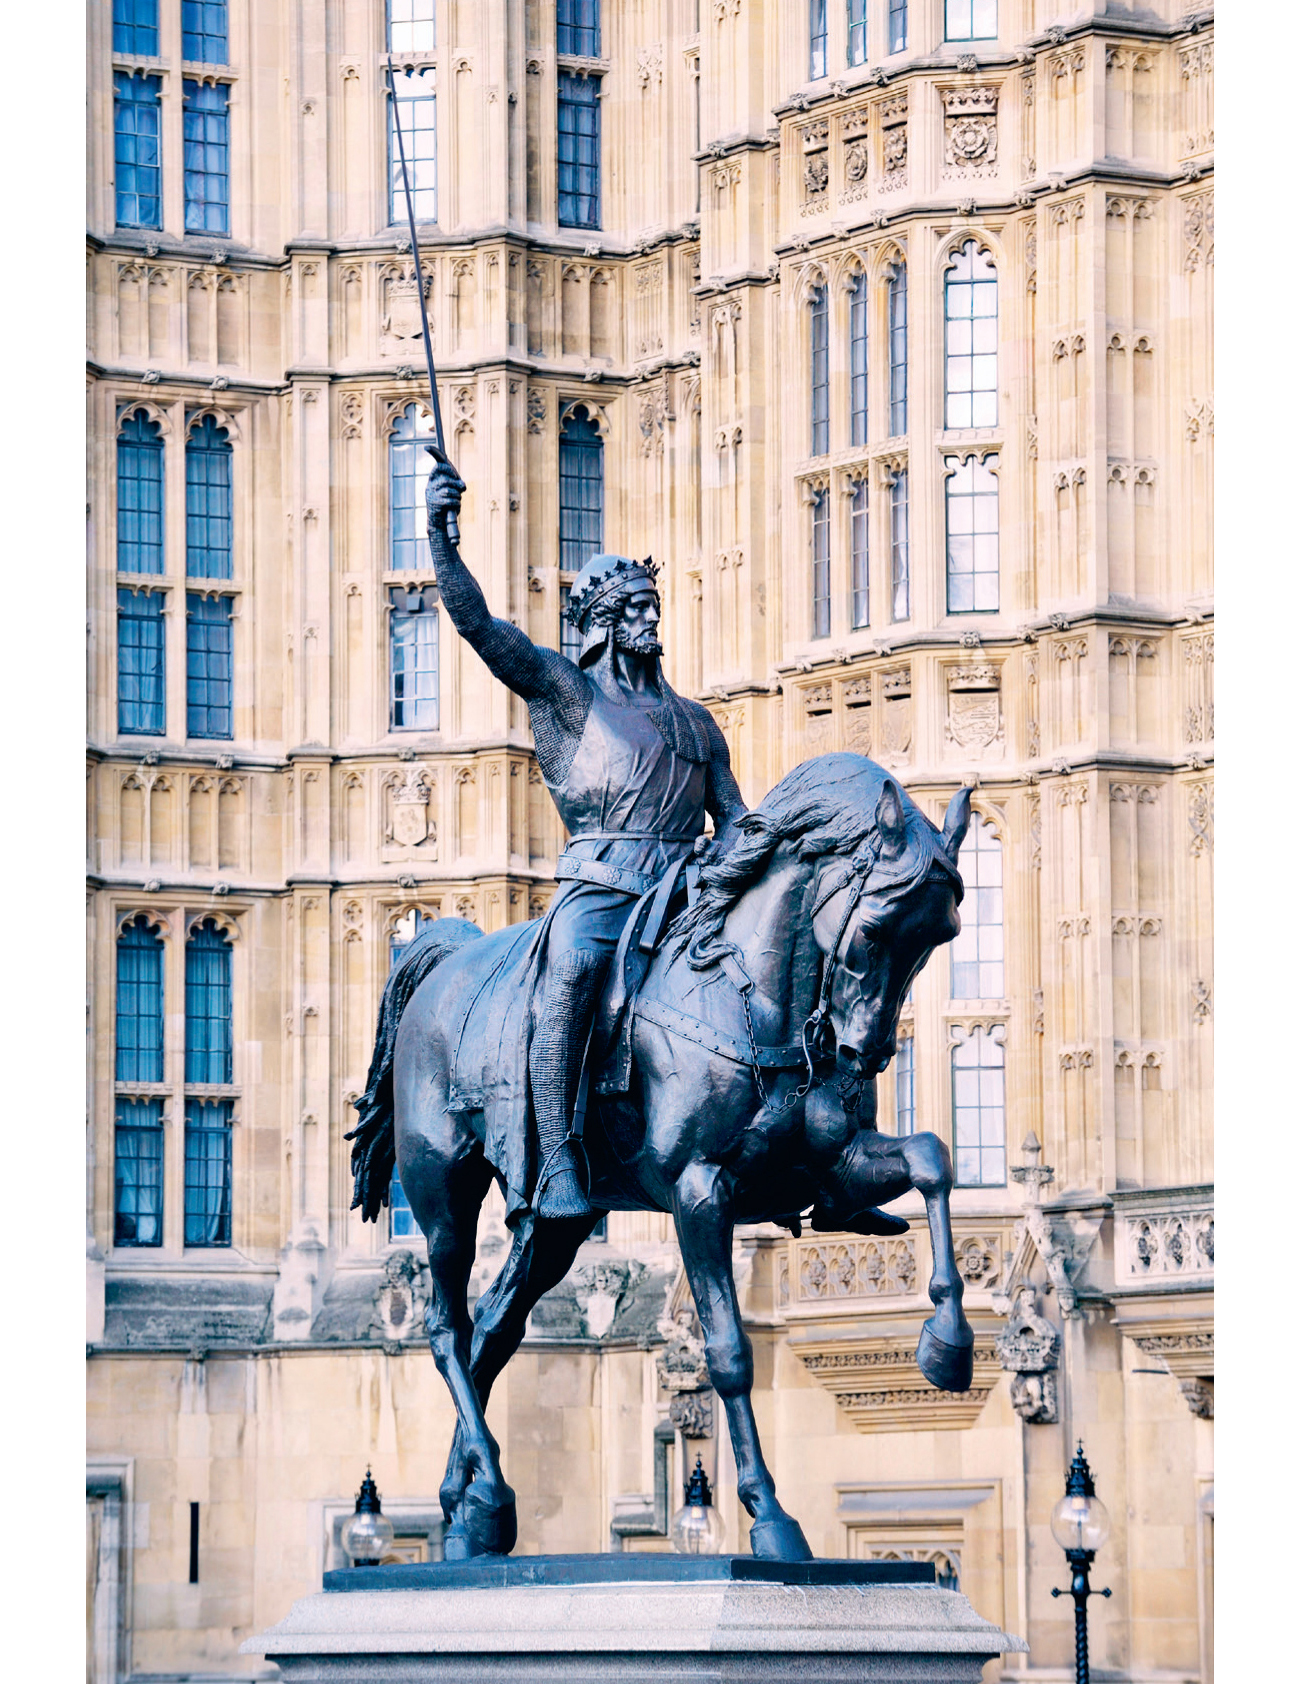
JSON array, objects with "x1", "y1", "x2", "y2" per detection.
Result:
[{"x1": 425, "y1": 452, "x2": 466, "y2": 526}]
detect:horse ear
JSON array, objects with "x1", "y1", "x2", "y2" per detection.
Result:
[
  {"x1": 876, "y1": 779, "x2": 908, "y2": 859},
  {"x1": 941, "y1": 787, "x2": 972, "y2": 861}
]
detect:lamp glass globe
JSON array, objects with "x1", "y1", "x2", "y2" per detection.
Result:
[{"x1": 1049, "y1": 1490, "x2": 1110, "y2": 1555}]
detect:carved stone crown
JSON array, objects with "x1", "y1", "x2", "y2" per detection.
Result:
[{"x1": 565, "y1": 554, "x2": 661, "y2": 628}]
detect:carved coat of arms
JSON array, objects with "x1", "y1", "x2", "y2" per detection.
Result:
[
  {"x1": 391, "y1": 765, "x2": 431, "y2": 847},
  {"x1": 383, "y1": 278, "x2": 427, "y2": 343}
]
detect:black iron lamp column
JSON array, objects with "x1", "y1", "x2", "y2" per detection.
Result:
[{"x1": 1050, "y1": 1443, "x2": 1112, "y2": 1684}]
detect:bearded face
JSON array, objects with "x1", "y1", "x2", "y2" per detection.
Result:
[{"x1": 612, "y1": 587, "x2": 663, "y2": 657}]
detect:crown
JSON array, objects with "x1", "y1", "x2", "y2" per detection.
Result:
[{"x1": 565, "y1": 554, "x2": 660, "y2": 628}]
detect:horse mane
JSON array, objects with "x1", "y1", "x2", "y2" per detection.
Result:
[{"x1": 667, "y1": 752, "x2": 960, "y2": 970}]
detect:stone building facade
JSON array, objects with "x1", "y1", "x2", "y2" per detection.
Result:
[{"x1": 87, "y1": 2, "x2": 1213, "y2": 1680}]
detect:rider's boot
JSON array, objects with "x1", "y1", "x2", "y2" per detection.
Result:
[{"x1": 531, "y1": 947, "x2": 604, "y2": 1220}]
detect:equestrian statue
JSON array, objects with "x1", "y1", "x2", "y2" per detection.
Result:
[{"x1": 346, "y1": 454, "x2": 978, "y2": 1563}]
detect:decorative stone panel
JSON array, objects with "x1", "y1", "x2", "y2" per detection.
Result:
[
  {"x1": 793, "y1": 1235, "x2": 918, "y2": 1302},
  {"x1": 793, "y1": 1332, "x2": 1002, "y2": 1432},
  {"x1": 941, "y1": 86, "x2": 999, "y2": 180}
]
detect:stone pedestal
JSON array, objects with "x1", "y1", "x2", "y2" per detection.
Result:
[{"x1": 244, "y1": 1557, "x2": 1027, "y2": 1682}]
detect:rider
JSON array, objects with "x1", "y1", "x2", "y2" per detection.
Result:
[{"x1": 425, "y1": 454, "x2": 748, "y2": 1218}]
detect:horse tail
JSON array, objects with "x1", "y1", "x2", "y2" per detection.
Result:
[{"x1": 346, "y1": 916, "x2": 483, "y2": 1223}]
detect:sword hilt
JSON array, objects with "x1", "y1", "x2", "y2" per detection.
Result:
[{"x1": 425, "y1": 444, "x2": 461, "y2": 547}]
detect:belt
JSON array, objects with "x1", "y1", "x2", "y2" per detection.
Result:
[
  {"x1": 566, "y1": 831, "x2": 701, "y2": 845},
  {"x1": 634, "y1": 996, "x2": 808, "y2": 1070},
  {"x1": 555, "y1": 854, "x2": 659, "y2": 898}
]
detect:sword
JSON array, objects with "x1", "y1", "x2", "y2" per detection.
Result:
[{"x1": 386, "y1": 55, "x2": 459, "y2": 545}]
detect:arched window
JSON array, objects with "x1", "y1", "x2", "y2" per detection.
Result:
[
  {"x1": 888, "y1": 262, "x2": 908, "y2": 436},
  {"x1": 387, "y1": 0, "x2": 435, "y2": 53},
  {"x1": 951, "y1": 1026, "x2": 1005, "y2": 1187},
  {"x1": 944, "y1": 242, "x2": 997, "y2": 430},
  {"x1": 894, "y1": 1034, "x2": 916, "y2": 1135},
  {"x1": 186, "y1": 414, "x2": 232, "y2": 578},
  {"x1": 116, "y1": 915, "x2": 164, "y2": 1083},
  {"x1": 849, "y1": 272, "x2": 868, "y2": 446},
  {"x1": 809, "y1": 284, "x2": 829, "y2": 455},
  {"x1": 185, "y1": 918, "x2": 232, "y2": 1084},
  {"x1": 390, "y1": 1172, "x2": 420, "y2": 1239},
  {"x1": 390, "y1": 403, "x2": 437, "y2": 573},
  {"x1": 850, "y1": 477, "x2": 869, "y2": 628},
  {"x1": 889, "y1": 467, "x2": 910, "y2": 621},
  {"x1": 951, "y1": 815, "x2": 1003, "y2": 998},
  {"x1": 389, "y1": 908, "x2": 435, "y2": 970},
  {"x1": 118, "y1": 410, "x2": 164, "y2": 575},
  {"x1": 811, "y1": 486, "x2": 830, "y2": 639},
  {"x1": 559, "y1": 410, "x2": 604, "y2": 571},
  {"x1": 944, "y1": 454, "x2": 999, "y2": 613},
  {"x1": 389, "y1": 66, "x2": 437, "y2": 223}
]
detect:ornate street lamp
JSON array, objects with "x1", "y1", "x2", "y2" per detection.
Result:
[
  {"x1": 1050, "y1": 1444, "x2": 1112, "y2": 1684},
  {"x1": 340, "y1": 1468, "x2": 395, "y2": 1568},
  {"x1": 670, "y1": 1455, "x2": 727, "y2": 1555}
]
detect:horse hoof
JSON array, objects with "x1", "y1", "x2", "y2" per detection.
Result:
[
  {"x1": 750, "y1": 1517, "x2": 814, "y2": 1562},
  {"x1": 442, "y1": 1521, "x2": 475, "y2": 1561},
  {"x1": 917, "y1": 1318, "x2": 974, "y2": 1392},
  {"x1": 461, "y1": 1481, "x2": 518, "y2": 1557}
]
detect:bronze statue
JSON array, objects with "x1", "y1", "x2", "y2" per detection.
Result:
[{"x1": 347, "y1": 458, "x2": 977, "y2": 1562}]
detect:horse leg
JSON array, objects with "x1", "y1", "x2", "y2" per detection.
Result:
[
  {"x1": 898, "y1": 1131, "x2": 975, "y2": 1392},
  {"x1": 673, "y1": 1161, "x2": 813, "y2": 1562}
]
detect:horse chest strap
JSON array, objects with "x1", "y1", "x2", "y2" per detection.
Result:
[{"x1": 635, "y1": 996, "x2": 805, "y2": 1069}]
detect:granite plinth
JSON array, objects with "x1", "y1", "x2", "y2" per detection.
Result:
[
  {"x1": 244, "y1": 1557, "x2": 1029, "y2": 1683},
  {"x1": 322, "y1": 1554, "x2": 935, "y2": 1593}
]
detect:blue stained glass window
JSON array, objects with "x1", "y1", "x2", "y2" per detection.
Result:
[
  {"x1": 186, "y1": 594, "x2": 233, "y2": 739},
  {"x1": 118, "y1": 588, "x2": 166, "y2": 736},
  {"x1": 182, "y1": 0, "x2": 228, "y2": 64},
  {"x1": 390, "y1": 1172, "x2": 420, "y2": 1238},
  {"x1": 952, "y1": 1027, "x2": 1005, "y2": 1187},
  {"x1": 850, "y1": 273, "x2": 869, "y2": 446},
  {"x1": 390, "y1": 586, "x2": 440, "y2": 730},
  {"x1": 388, "y1": 0, "x2": 436, "y2": 52},
  {"x1": 116, "y1": 916, "x2": 165, "y2": 1083},
  {"x1": 186, "y1": 415, "x2": 232, "y2": 578},
  {"x1": 946, "y1": 0, "x2": 996, "y2": 41},
  {"x1": 895, "y1": 1035, "x2": 915, "y2": 1135},
  {"x1": 559, "y1": 411, "x2": 604, "y2": 572},
  {"x1": 811, "y1": 488, "x2": 830, "y2": 639},
  {"x1": 945, "y1": 242, "x2": 998, "y2": 429},
  {"x1": 183, "y1": 79, "x2": 230, "y2": 234},
  {"x1": 888, "y1": 0, "x2": 908, "y2": 52},
  {"x1": 114, "y1": 72, "x2": 162, "y2": 229},
  {"x1": 389, "y1": 67, "x2": 438, "y2": 223},
  {"x1": 115, "y1": 1098, "x2": 165, "y2": 1247},
  {"x1": 118, "y1": 410, "x2": 164, "y2": 575},
  {"x1": 809, "y1": 0, "x2": 828, "y2": 79},
  {"x1": 945, "y1": 454, "x2": 999, "y2": 612},
  {"x1": 558, "y1": 73, "x2": 601, "y2": 229},
  {"x1": 558, "y1": 0, "x2": 601, "y2": 57},
  {"x1": 888, "y1": 262, "x2": 908, "y2": 436},
  {"x1": 185, "y1": 919, "x2": 233, "y2": 1083},
  {"x1": 848, "y1": 0, "x2": 868, "y2": 67},
  {"x1": 390, "y1": 403, "x2": 437, "y2": 572},
  {"x1": 889, "y1": 468, "x2": 910, "y2": 621},
  {"x1": 850, "y1": 478, "x2": 869, "y2": 629},
  {"x1": 809, "y1": 285, "x2": 829, "y2": 456},
  {"x1": 951, "y1": 814, "x2": 1004, "y2": 997},
  {"x1": 559, "y1": 584, "x2": 583, "y2": 664},
  {"x1": 113, "y1": 0, "x2": 158, "y2": 57},
  {"x1": 184, "y1": 1099, "x2": 232, "y2": 1245}
]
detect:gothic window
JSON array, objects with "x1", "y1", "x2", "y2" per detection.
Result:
[
  {"x1": 888, "y1": 0, "x2": 908, "y2": 53},
  {"x1": 387, "y1": 0, "x2": 435, "y2": 53},
  {"x1": 847, "y1": 0, "x2": 868, "y2": 67},
  {"x1": 390, "y1": 586, "x2": 440, "y2": 730},
  {"x1": 559, "y1": 410, "x2": 605, "y2": 571},
  {"x1": 557, "y1": 0, "x2": 600, "y2": 57},
  {"x1": 951, "y1": 814, "x2": 1004, "y2": 997},
  {"x1": 114, "y1": 1097, "x2": 164, "y2": 1247},
  {"x1": 117, "y1": 588, "x2": 166, "y2": 736},
  {"x1": 114, "y1": 72, "x2": 162, "y2": 229},
  {"x1": 888, "y1": 262, "x2": 908, "y2": 435},
  {"x1": 184, "y1": 1099, "x2": 233, "y2": 1245},
  {"x1": 389, "y1": 67, "x2": 437, "y2": 223},
  {"x1": 389, "y1": 1172, "x2": 420, "y2": 1238},
  {"x1": 117, "y1": 411, "x2": 164, "y2": 575},
  {"x1": 951, "y1": 1027, "x2": 1005, "y2": 1187},
  {"x1": 559, "y1": 584, "x2": 583, "y2": 664},
  {"x1": 186, "y1": 416, "x2": 232, "y2": 578},
  {"x1": 809, "y1": 284, "x2": 829, "y2": 455},
  {"x1": 895, "y1": 1035, "x2": 916, "y2": 1135},
  {"x1": 186, "y1": 595, "x2": 233, "y2": 739},
  {"x1": 849, "y1": 273, "x2": 868, "y2": 446},
  {"x1": 945, "y1": 454, "x2": 999, "y2": 612},
  {"x1": 389, "y1": 404, "x2": 436, "y2": 572},
  {"x1": 116, "y1": 916, "x2": 164, "y2": 1083},
  {"x1": 809, "y1": 0, "x2": 828, "y2": 80},
  {"x1": 944, "y1": 242, "x2": 997, "y2": 429},
  {"x1": 850, "y1": 477, "x2": 869, "y2": 629},
  {"x1": 558, "y1": 73, "x2": 601, "y2": 229},
  {"x1": 113, "y1": 0, "x2": 158, "y2": 59},
  {"x1": 890, "y1": 468, "x2": 910, "y2": 621},
  {"x1": 185, "y1": 919, "x2": 233, "y2": 1084},
  {"x1": 183, "y1": 79, "x2": 230, "y2": 234},
  {"x1": 946, "y1": 0, "x2": 996, "y2": 40},
  {"x1": 811, "y1": 488, "x2": 830, "y2": 639},
  {"x1": 182, "y1": 1, "x2": 228, "y2": 64}
]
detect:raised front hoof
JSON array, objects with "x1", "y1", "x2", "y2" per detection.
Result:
[
  {"x1": 749, "y1": 1517, "x2": 814, "y2": 1562},
  {"x1": 448, "y1": 1482, "x2": 518, "y2": 1558},
  {"x1": 916, "y1": 1318, "x2": 974, "y2": 1393}
]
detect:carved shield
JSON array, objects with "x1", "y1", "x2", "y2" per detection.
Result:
[
  {"x1": 384, "y1": 279, "x2": 424, "y2": 342},
  {"x1": 948, "y1": 693, "x2": 1001, "y2": 752},
  {"x1": 392, "y1": 800, "x2": 428, "y2": 847}
]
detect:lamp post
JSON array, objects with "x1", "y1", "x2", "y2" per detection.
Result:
[
  {"x1": 670, "y1": 1455, "x2": 727, "y2": 1555},
  {"x1": 340, "y1": 1468, "x2": 395, "y2": 1568},
  {"x1": 1050, "y1": 1443, "x2": 1112, "y2": 1684}
]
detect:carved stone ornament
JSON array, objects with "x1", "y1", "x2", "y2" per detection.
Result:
[
  {"x1": 391, "y1": 763, "x2": 432, "y2": 847},
  {"x1": 383, "y1": 275, "x2": 432, "y2": 345},
  {"x1": 370, "y1": 1249, "x2": 429, "y2": 1350},
  {"x1": 994, "y1": 1284, "x2": 1060, "y2": 1423},
  {"x1": 946, "y1": 663, "x2": 1003, "y2": 758},
  {"x1": 656, "y1": 1305, "x2": 711, "y2": 1392},
  {"x1": 942, "y1": 86, "x2": 998, "y2": 176},
  {"x1": 572, "y1": 1257, "x2": 645, "y2": 1339},
  {"x1": 669, "y1": 1391, "x2": 715, "y2": 1437}
]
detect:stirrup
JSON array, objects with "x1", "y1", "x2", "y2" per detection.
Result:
[{"x1": 536, "y1": 1140, "x2": 591, "y2": 1219}]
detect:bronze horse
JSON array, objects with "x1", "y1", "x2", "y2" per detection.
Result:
[{"x1": 348, "y1": 753, "x2": 975, "y2": 1561}]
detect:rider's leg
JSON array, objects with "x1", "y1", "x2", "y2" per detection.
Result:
[{"x1": 531, "y1": 946, "x2": 607, "y2": 1218}]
